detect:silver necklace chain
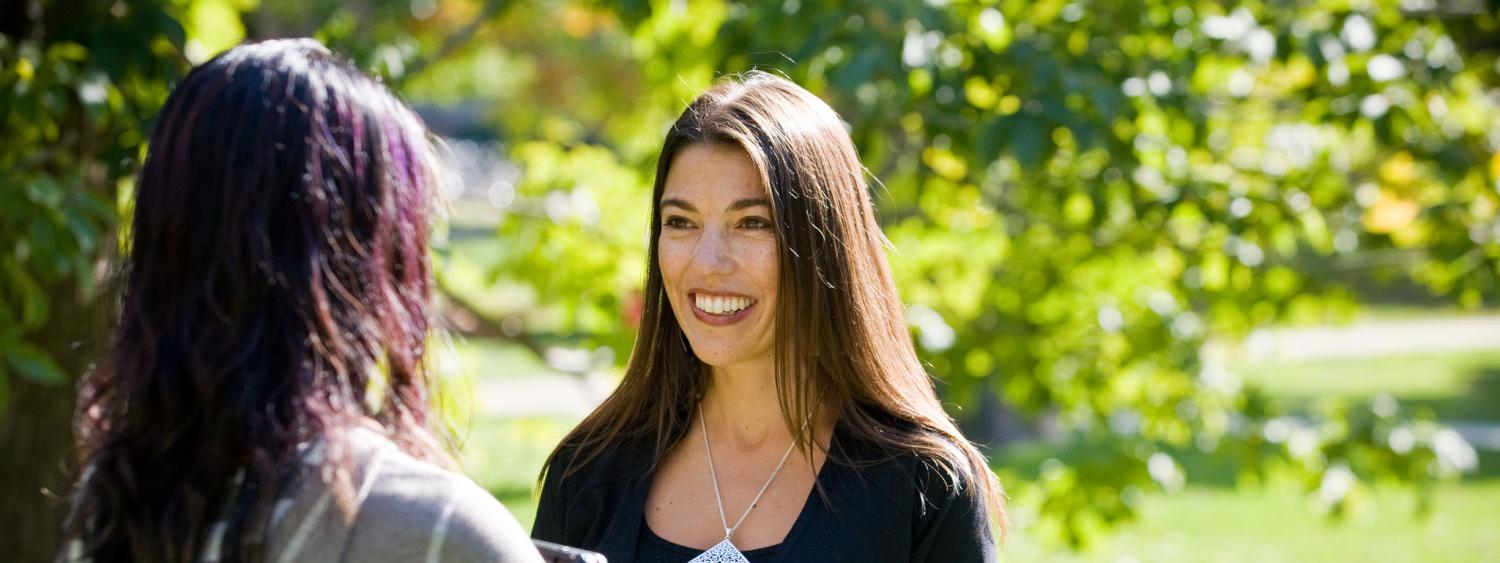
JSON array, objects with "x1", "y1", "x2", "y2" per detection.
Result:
[{"x1": 699, "y1": 407, "x2": 799, "y2": 541}]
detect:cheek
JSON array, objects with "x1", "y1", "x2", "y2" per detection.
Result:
[
  {"x1": 748, "y1": 241, "x2": 780, "y2": 299},
  {"x1": 657, "y1": 238, "x2": 689, "y2": 288}
]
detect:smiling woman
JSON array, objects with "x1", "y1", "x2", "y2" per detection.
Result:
[{"x1": 533, "y1": 72, "x2": 1006, "y2": 563}]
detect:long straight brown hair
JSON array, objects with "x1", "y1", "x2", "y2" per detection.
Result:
[{"x1": 544, "y1": 71, "x2": 1005, "y2": 532}]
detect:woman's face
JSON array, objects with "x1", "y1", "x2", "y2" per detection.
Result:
[{"x1": 658, "y1": 143, "x2": 779, "y2": 368}]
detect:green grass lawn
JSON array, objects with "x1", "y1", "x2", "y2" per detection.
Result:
[
  {"x1": 995, "y1": 481, "x2": 1500, "y2": 562},
  {"x1": 1234, "y1": 349, "x2": 1500, "y2": 421}
]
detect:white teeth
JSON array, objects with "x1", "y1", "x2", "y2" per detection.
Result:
[{"x1": 695, "y1": 294, "x2": 751, "y2": 315}]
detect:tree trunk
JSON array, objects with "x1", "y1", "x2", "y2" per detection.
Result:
[
  {"x1": 0, "y1": 282, "x2": 112, "y2": 563},
  {"x1": 958, "y1": 383, "x2": 1035, "y2": 450}
]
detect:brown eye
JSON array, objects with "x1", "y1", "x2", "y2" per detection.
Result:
[
  {"x1": 741, "y1": 216, "x2": 771, "y2": 230},
  {"x1": 664, "y1": 216, "x2": 693, "y2": 229}
]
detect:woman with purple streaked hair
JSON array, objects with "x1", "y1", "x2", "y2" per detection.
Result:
[{"x1": 58, "y1": 39, "x2": 541, "y2": 563}]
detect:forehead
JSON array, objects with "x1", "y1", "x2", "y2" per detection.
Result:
[{"x1": 661, "y1": 143, "x2": 766, "y2": 205}]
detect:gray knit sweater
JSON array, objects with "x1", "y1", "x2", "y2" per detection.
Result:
[
  {"x1": 65, "y1": 428, "x2": 543, "y2": 563},
  {"x1": 260, "y1": 428, "x2": 542, "y2": 563}
]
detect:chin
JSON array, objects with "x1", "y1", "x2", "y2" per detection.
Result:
[
  {"x1": 688, "y1": 347, "x2": 738, "y2": 367},
  {"x1": 685, "y1": 340, "x2": 764, "y2": 367}
]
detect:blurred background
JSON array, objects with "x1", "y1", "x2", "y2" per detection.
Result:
[{"x1": 3, "y1": 0, "x2": 1500, "y2": 561}]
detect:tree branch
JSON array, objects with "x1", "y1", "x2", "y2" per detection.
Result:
[
  {"x1": 403, "y1": 0, "x2": 509, "y2": 80},
  {"x1": 436, "y1": 281, "x2": 551, "y2": 364}
]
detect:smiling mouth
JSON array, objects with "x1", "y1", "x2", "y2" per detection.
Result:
[{"x1": 691, "y1": 292, "x2": 756, "y2": 316}]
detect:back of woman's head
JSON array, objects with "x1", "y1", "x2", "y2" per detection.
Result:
[{"x1": 67, "y1": 38, "x2": 445, "y2": 562}]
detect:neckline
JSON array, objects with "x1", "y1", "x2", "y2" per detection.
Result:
[
  {"x1": 637, "y1": 421, "x2": 843, "y2": 556},
  {"x1": 641, "y1": 520, "x2": 785, "y2": 557}
]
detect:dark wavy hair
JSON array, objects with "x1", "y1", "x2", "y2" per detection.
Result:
[{"x1": 63, "y1": 39, "x2": 449, "y2": 562}]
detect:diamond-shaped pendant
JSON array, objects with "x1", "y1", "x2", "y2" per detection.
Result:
[{"x1": 688, "y1": 537, "x2": 752, "y2": 563}]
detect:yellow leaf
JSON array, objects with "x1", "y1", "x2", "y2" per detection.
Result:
[
  {"x1": 974, "y1": 8, "x2": 1011, "y2": 52},
  {"x1": 561, "y1": 6, "x2": 596, "y2": 38},
  {"x1": 909, "y1": 69, "x2": 933, "y2": 97},
  {"x1": 998, "y1": 95, "x2": 1021, "y2": 115},
  {"x1": 16, "y1": 57, "x2": 33, "y2": 82},
  {"x1": 1379, "y1": 151, "x2": 1418, "y2": 188},
  {"x1": 1063, "y1": 192, "x2": 1093, "y2": 225},
  {"x1": 1201, "y1": 252, "x2": 1229, "y2": 291},
  {"x1": 185, "y1": 0, "x2": 248, "y2": 61},
  {"x1": 1363, "y1": 190, "x2": 1420, "y2": 234},
  {"x1": 923, "y1": 148, "x2": 968, "y2": 181},
  {"x1": 1067, "y1": 30, "x2": 1089, "y2": 56},
  {"x1": 1282, "y1": 56, "x2": 1317, "y2": 90},
  {"x1": 965, "y1": 76, "x2": 998, "y2": 110}
]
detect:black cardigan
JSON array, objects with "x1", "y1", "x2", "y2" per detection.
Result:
[{"x1": 531, "y1": 422, "x2": 997, "y2": 562}]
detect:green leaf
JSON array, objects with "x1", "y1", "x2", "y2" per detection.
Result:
[
  {"x1": 25, "y1": 177, "x2": 63, "y2": 207},
  {"x1": 47, "y1": 42, "x2": 89, "y2": 62},
  {"x1": 1010, "y1": 114, "x2": 1047, "y2": 170},
  {"x1": 4, "y1": 340, "x2": 65, "y2": 384},
  {"x1": 65, "y1": 211, "x2": 100, "y2": 254},
  {"x1": 978, "y1": 118, "x2": 1008, "y2": 163},
  {"x1": 2, "y1": 258, "x2": 48, "y2": 330},
  {"x1": 157, "y1": 9, "x2": 188, "y2": 50}
]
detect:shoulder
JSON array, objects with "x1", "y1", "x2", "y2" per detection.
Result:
[
  {"x1": 541, "y1": 431, "x2": 654, "y2": 495},
  {"x1": 535, "y1": 431, "x2": 653, "y2": 514},
  {"x1": 821, "y1": 422, "x2": 997, "y2": 561},
  {"x1": 348, "y1": 432, "x2": 541, "y2": 563},
  {"x1": 848, "y1": 433, "x2": 996, "y2": 562},
  {"x1": 533, "y1": 430, "x2": 657, "y2": 547},
  {"x1": 830, "y1": 419, "x2": 988, "y2": 517}
]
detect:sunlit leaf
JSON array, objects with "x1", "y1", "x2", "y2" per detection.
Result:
[{"x1": 4, "y1": 340, "x2": 65, "y2": 384}]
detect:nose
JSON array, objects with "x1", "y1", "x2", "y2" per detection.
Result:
[{"x1": 691, "y1": 225, "x2": 735, "y2": 276}]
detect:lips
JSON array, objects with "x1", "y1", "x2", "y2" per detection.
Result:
[{"x1": 688, "y1": 290, "x2": 758, "y2": 326}]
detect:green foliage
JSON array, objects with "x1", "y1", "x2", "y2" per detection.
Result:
[
  {"x1": 9, "y1": 0, "x2": 1498, "y2": 551},
  {"x1": 264, "y1": 0, "x2": 1500, "y2": 548},
  {"x1": 0, "y1": 0, "x2": 193, "y2": 412},
  {"x1": 486, "y1": 141, "x2": 651, "y2": 355},
  {"x1": 383, "y1": 0, "x2": 1495, "y2": 547}
]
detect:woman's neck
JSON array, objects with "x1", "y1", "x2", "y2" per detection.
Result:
[{"x1": 700, "y1": 356, "x2": 791, "y2": 451}]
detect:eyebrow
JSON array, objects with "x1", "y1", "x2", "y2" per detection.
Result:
[
  {"x1": 660, "y1": 197, "x2": 772, "y2": 213},
  {"x1": 728, "y1": 197, "x2": 772, "y2": 212}
]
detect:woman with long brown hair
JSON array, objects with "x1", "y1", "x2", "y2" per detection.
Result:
[
  {"x1": 60, "y1": 39, "x2": 540, "y2": 563},
  {"x1": 533, "y1": 72, "x2": 1005, "y2": 562}
]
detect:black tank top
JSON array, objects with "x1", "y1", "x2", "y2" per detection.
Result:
[{"x1": 634, "y1": 521, "x2": 785, "y2": 563}]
